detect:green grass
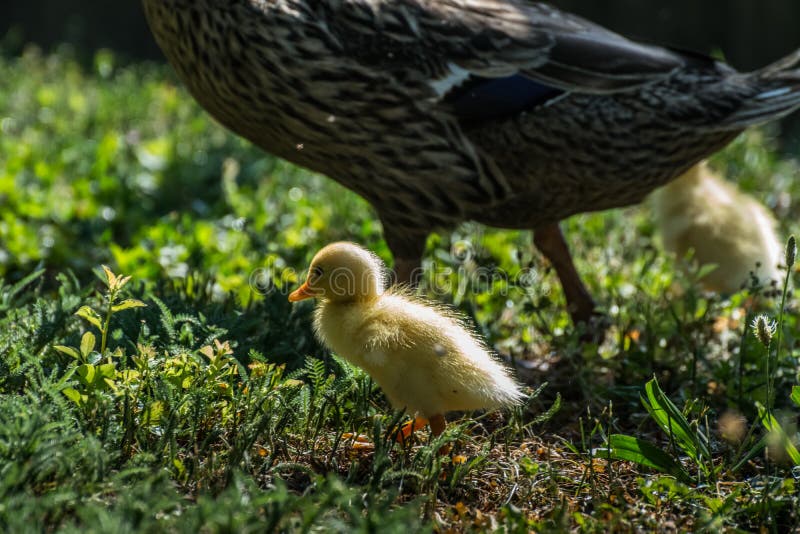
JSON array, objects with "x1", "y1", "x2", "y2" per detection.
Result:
[{"x1": 2, "y1": 46, "x2": 800, "y2": 531}]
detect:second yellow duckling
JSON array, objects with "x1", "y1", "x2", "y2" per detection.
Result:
[
  {"x1": 651, "y1": 162, "x2": 782, "y2": 293},
  {"x1": 289, "y1": 242, "x2": 524, "y2": 440}
]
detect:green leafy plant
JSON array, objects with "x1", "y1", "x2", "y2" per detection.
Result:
[
  {"x1": 601, "y1": 377, "x2": 712, "y2": 483},
  {"x1": 756, "y1": 402, "x2": 800, "y2": 466},
  {"x1": 54, "y1": 266, "x2": 145, "y2": 409}
]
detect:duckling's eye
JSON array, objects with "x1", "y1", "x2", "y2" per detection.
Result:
[{"x1": 310, "y1": 266, "x2": 324, "y2": 282}]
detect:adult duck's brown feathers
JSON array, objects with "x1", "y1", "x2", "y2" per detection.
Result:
[{"x1": 142, "y1": 0, "x2": 800, "y2": 324}]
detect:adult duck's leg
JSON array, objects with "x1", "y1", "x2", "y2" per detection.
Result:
[
  {"x1": 533, "y1": 223, "x2": 597, "y2": 325},
  {"x1": 394, "y1": 258, "x2": 423, "y2": 287},
  {"x1": 382, "y1": 223, "x2": 427, "y2": 287}
]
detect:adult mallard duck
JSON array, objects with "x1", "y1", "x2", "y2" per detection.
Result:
[{"x1": 142, "y1": 0, "x2": 800, "y2": 325}]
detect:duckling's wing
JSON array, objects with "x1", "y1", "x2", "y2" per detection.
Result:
[
  {"x1": 360, "y1": 317, "x2": 415, "y2": 361},
  {"x1": 356, "y1": 295, "x2": 442, "y2": 362},
  {"x1": 325, "y1": 0, "x2": 685, "y2": 94}
]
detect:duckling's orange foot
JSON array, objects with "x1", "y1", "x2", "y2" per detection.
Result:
[
  {"x1": 342, "y1": 432, "x2": 375, "y2": 450},
  {"x1": 394, "y1": 417, "x2": 428, "y2": 445},
  {"x1": 393, "y1": 416, "x2": 452, "y2": 455}
]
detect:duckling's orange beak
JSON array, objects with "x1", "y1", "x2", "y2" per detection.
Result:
[{"x1": 288, "y1": 281, "x2": 315, "y2": 302}]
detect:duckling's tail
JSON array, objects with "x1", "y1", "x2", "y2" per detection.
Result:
[{"x1": 723, "y1": 48, "x2": 800, "y2": 128}]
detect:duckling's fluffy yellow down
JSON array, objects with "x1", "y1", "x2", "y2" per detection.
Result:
[
  {"x1": 651, "y1": 162, "x2": 782, "y2": 293},
  {"x1": 290, "y1": 242, "x2": 523, "y2": 421},
  {"x1": 315, "y1": 289, "x2": 523, "y2": 417}
]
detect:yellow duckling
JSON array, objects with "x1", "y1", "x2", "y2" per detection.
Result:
[
  {"x1": 651, "y1": 162, "x2": 782, "y2": 293},
  {"x1": 288, "y1": 242, "x2": 524, "y2": 440}
]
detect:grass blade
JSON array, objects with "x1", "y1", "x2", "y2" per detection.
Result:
[
  {"x1": 756, "y1": 402, "x2": 800, "y2": 466},
  {"x1": 600, "y1": 434, "x2": 691, "y2": 483},
  {"x1": 641, "y1": 378, "x2": 711, "y2": 464}
]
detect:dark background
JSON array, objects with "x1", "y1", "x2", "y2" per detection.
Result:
[
  {"x1": 2, "y1": 1, "x2": 799, "y2": 144},
  {"x1": 2, "y1": 1, "x2": 798, "y2": 69}
]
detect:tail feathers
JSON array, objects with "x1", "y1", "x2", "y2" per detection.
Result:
[
  {"x1": 757, "y1": 48, "x2": 800, "y2": 76},
  {"x1": 722, "y1": 51, "x2": 800, "y2": 128},
  {"x1": 726, "y1": 82, "x2": 800, "y2": 128}
]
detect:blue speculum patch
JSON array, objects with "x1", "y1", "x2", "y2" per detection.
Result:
[{"x1": 447, "y1": 74, "x2": 564, "y2": 122}]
